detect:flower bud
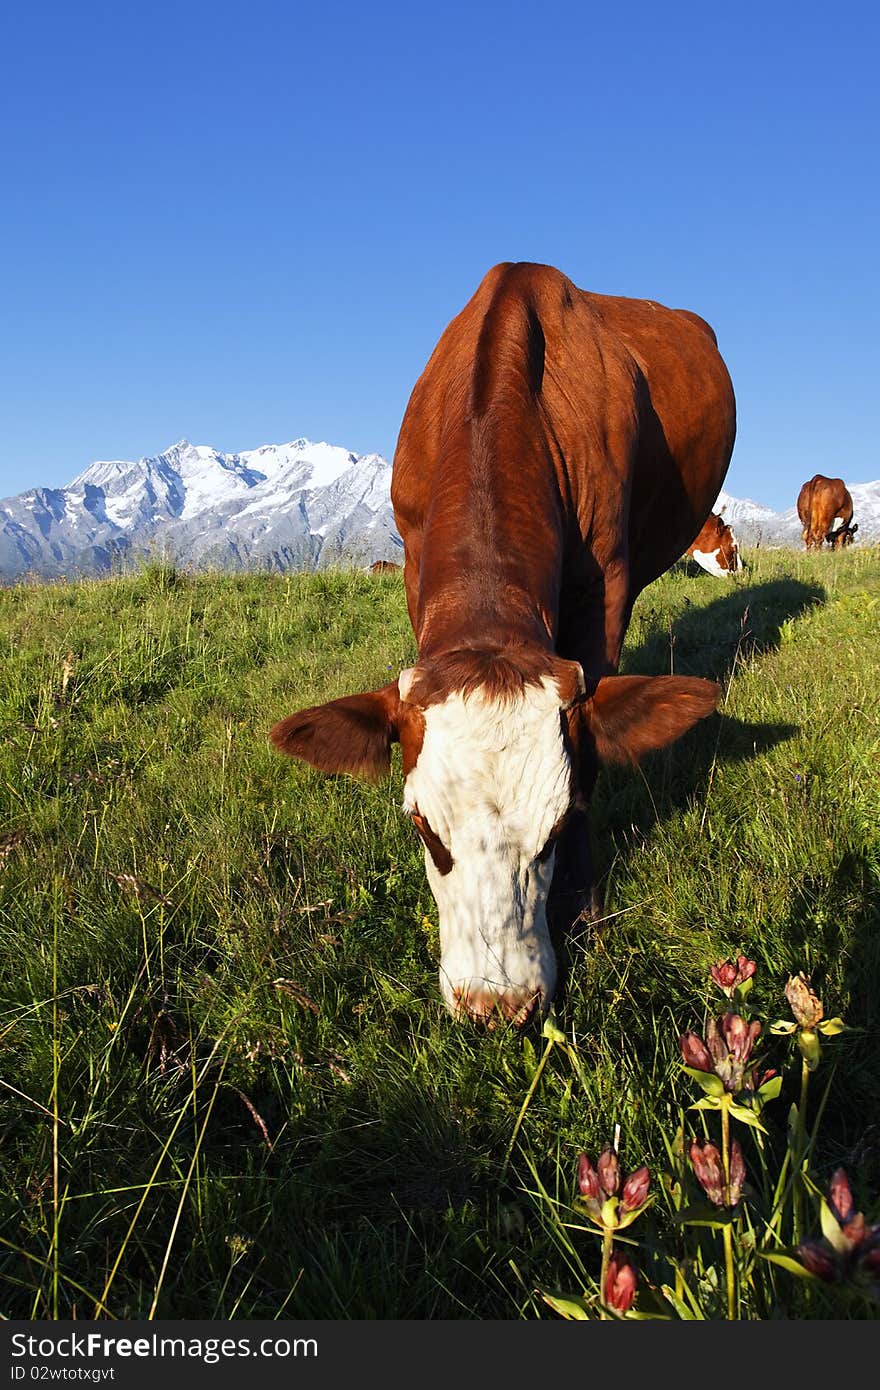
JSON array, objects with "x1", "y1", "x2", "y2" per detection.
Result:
[
  {"x1": 621, "y1": 1165, "x2": 651, "y2": 1213},
  {"x1": 710, "y1": 956, "x2": 756, "y2": 998},
  {"x1": 829, "y1": 1168, "x2": 855, "y2": 1226},
  {"x1": 689, "y1": 1138, "x2": 726, "y2": 1207},
  {"x1": 755, "y1": 1067, "x2": 779, "y2": 1091},
  {"x1": 604, "y1": 1250, "x2": 638, "y2": 1313},
  {"x1": 736, "y1": 955, "x2": 757, "y2": 984},
  {"x1": 576, "y1": 1152, "x2": 600, "y2": 1200},
  {"x1": 597, "y1": 1145, "x2": 621, "y2": 1197},
  {"x1": 721, "y1": 1013, "x2": 761, "y2": 1063},
  {"x1": 705, "y1": 1017, "x2": 727, "y2": 1068},
  {"x1": 728, "y1": 1139, "x2": 746, "y2": 1206},
  {"x1": 680, "y1": 1031, "x2": 713, "y2": 1072},
  {"x1": 796, "y1": 1240, "x2": 838, "y2": 1281},
  {"x1": 710, "y1": 960, "x2": 739, "y2": 994}
]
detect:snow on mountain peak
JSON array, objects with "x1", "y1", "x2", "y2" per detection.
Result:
[{"x1": 0, "y1": 437, "x2": 403, "y2": 581}]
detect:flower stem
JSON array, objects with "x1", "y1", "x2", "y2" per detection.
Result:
[
  {"x1": 721, "y1": 1095, "x2": 736, "y2": 1319},
  {"x1": 792, "y1": 1055, "x2": 811, "y2": 1243},
  {"x1": 599, "y1": 1228, "x2": 614, "y2": 1319},
  {"x1": 722, "y1": 1223, "x2": 736, "y2": 1320},
  {"x1": 499, "y1": 1034, "x2": 555, "y2": 1185}
]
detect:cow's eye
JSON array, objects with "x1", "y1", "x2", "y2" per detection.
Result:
[{"x1": 411, "y1": 811, "x2": 453, "y2": 876}]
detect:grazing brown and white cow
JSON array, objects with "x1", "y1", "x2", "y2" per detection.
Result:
[
  {"x1": 796, "y1": 474, "x2": 858, "y2": 550},
  {"x1": 685, "y1": 511, "x2": 743, "y2": 576},
  {"x1": 369, "y1": 559, "x2": 402, "y2": 573},
  {"x1": 271, "y1": 263, "x2": 736, "y2": 1024}
]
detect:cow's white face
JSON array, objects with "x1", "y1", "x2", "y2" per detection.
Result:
[
  {"x1": 270, "y1": 663, "x2": 721, "y2": 1027},
  {"x1": 402, "y1": 677, "x2": 576, "y2": 1023},
  {"x1": 692, "y1": 524, "x2": 742, "y2": 576},
  {"x1": 690, "y1": 546, "x2": 729, "y2": 577}
]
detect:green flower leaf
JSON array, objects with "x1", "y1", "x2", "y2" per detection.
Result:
[
  {"x1": 689, "y1": 1095, "x2": 722, "y2": 1112},
  {"x1": 728, "y1": 1101, "x2": 769, "y2": 1133},
  {"x1": 542, "y1": 1016, "x2": 566, "y2": 1044},
  {"x1": 601, "y1": 1196, "x2": 619, "y2": 1229},
  {"x1": 572, "y1": 1195, "x2": 605, "y2": 1228},
  {"x1": 757, "y1": 1074, "x2": 783, "y2": 1102},
  {"x1": 682, "y1": 1065, "x2": 725, "y2": 1096},
  {"x1": 819, "y1": 1198, "x2": 850, "y2": 1255},
  {"x1": 818, "y1": 1017, "x2": 846, "y2": 1036},
  {"x1": 616, "y1": 1195, "x2": 656, "y2": 1230},
  {"x1": 769, "y1": 1020, "x2": 798, "y2": 1035},
  {"x1": 539, "y1": 1290, "x2": 591, "y2": 1320}
]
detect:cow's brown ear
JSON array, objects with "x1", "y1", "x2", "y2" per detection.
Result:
[
  {"x1": 583, "y1": 675, "x2": 720, "y2": 765},
  {"x1": 269, "y1": 681, "x2": 403, "y2": 781}
]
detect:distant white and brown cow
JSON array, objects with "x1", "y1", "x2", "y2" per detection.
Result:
[
  {"x1": 797, "y1": 475, "x2": 857, "y2": 550},
  {"x1": 685, "y1": 512, "x2": 743, "y2": 576},
  {"x1": 271, "y1": 262, "x2": 735, "y2": 1024},
  {"x1": 369, "y1": 559, "x2": 402, "y2": 573}
]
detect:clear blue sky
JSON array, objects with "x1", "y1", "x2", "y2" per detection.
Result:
[{"x1": 2, "y1": 1, "x2": 877, "y2": 509}]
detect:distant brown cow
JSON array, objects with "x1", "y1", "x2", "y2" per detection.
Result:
[
  {"x1": 369, "y1": 559, "x2": 402, "y2": 573},
  {"x1": 796, "y1": 475, "x2": 857, "y2": 550},
  {"x1": 685, "y1": 512, "x2": 742, "y2": 575}
]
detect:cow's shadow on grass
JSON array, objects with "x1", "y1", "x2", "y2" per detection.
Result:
[
  {"x1": 620, "y1": 574, "x2": 824, "y2": 683},
  {"x1": 617, "y1": 573, "x2": 822, "y2": 763},
  {"x1": 552, "y1": 576, "x2": 825, "y2": 962}
]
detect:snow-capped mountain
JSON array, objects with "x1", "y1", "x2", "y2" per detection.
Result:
[
  {"x1": 1, "y1": 439, "x2": 877, "y2": 584},
  {"x1": 0, "y1": 439, "x2": 403, "y2": 582}
]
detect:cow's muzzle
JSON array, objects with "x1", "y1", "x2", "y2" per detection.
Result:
[{"x1": 451, "y1": 983, "x2": 541, "y2": 1029}]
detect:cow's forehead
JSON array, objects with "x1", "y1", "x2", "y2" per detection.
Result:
[{"x1": 402, "y1": 677, "x2": 573, "y2": 845}]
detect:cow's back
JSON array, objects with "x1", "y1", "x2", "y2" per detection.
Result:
[{"x1": 392, "y1": 263, "x2": 735, "y2": 667}]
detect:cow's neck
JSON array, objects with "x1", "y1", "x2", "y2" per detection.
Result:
[{"x1": 415, "y1": 434, "x2": 564, "y2": 660}]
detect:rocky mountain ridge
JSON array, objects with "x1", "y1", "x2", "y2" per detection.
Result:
[{"x1": 1, "y1": 439, "x2": 877, "y2": 582}]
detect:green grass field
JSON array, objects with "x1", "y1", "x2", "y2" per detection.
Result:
[{"x1": 1, "y1": 547, "x2": 878, "y2": 1318}]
